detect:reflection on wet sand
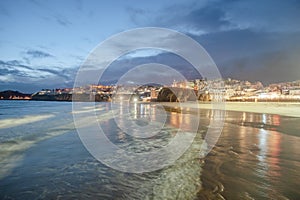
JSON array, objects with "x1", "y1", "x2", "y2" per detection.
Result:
[{"x1": 199, "y1": 110, "x2": 300, "y2": 199}]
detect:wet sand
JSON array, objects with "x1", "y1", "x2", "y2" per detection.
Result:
[
  {"x1": 160, "y1": 102, "x2": 300, "y2": 199},
  {"x1": 198, "y1": 110, "x2": 300, "y2": 199}
]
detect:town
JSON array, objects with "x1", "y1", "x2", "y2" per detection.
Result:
[
  {"x1": 2, "y1": 78, "x2": 299, "y2": 102},
  {"x1": 1, "y1": 78, "x2": 300, "y2": 102}
]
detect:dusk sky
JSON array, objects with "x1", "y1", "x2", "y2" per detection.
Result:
[{"x1": 1, "y1": 0, "x2": 300, "y2": 92}]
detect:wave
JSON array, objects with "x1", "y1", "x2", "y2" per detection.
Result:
[
  {"x1": 0, "y1": 126, "x2": 75, "y2": 179},
  {"x1": 0, "y1": 104, "x2": 115, "y2": 180},
  {"x1": 1, "y1": 102, "x2": 206, "y2": 199},
  {"x1": 0, "y1": 114, "x2": 55, "y2": 129}
]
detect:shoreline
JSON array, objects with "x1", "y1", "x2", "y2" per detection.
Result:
[
  {"x1": 2, "y1": 99, "x2": 300, "y2": 118},
  {"x1": 160, "y1": 102, "x2": 300, "y2": 118}
]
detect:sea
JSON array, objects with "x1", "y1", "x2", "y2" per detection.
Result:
[{"x1": 0, "y1": 100, "x2": 300, "y2": 199}]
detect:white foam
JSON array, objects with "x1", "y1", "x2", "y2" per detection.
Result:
[
  {"x1": 0, "y1": 114, "x2": 55, "y2": 129},
  {"x1": 0, "y1": 140, "x2": 34, "y2": 179},
  {"x1": 131, "y1": 134, "x2": 204, "y2": 199},
  {"x1": 0, "y1": 153, "x2": 25, "y2": 180},
  {"x1": 0, "y1": 125, "x2": 75, "y2": 179},
  {"x1": 71, "y1": 107, "x2": 105, "y2": 114}
]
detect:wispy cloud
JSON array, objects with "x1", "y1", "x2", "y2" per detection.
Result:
[
  {"x1": 0, "y1": 60, "x2": 36, "y2": 81},
  {"x1": 26, "y1": 50, "x2": 54, "y2": 58},
  {"x1": 37, "y1": 68, "x2": 70, "y2": 80},
  {"x1": 29, "y1": 0, "x2": 72, "y2": 27},
  {"x1": 54, "y1": 14, "x2": 72, "y2": 27},
  {"x1": 0, "y1": 59, "x2": 74, "y2": 82},
  {"x1": 0, "y1": 57, "x2": 80, "y2": 91}
]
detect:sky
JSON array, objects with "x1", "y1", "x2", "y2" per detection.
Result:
[{"x1": 0, "y1": 0, "x2": 300, "y2": 92}]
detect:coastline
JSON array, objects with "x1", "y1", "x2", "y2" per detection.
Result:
[
  {"x1": 2, "y1": 99, "x2": 300, "y2": 118},
  {"x1": 160, "y1": 101, "x2": 300, "y2": 118},
  {"x1": 1, "y1": 99, "x2": 300, "y2": 199}
]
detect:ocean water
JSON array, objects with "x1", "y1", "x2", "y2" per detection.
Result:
[
  {"x1": 0, "y1": 101, "x2": 203, "y2": 199},
  {"x1": 0, "y1": 101, "x2": 300, "y2": 199}
]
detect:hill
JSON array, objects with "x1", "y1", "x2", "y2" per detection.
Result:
[{"x1": 0, "y1": 90, "x2": 32, "y2": 100}]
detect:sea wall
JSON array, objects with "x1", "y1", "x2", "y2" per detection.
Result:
[
  {"x1": 31, "y1": 94, "x2": 111, "y2": 102},
  {"x1": 32, "y1": 94, "x2": 72, "y2": 101}
]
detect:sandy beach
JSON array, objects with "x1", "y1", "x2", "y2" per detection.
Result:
[{"x1": 159, "y1": 102, "x2": 300, "y2": 118}]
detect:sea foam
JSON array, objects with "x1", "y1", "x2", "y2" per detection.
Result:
[{"x1": 0, "y1": 114, "x2": 55, "y2": 129}]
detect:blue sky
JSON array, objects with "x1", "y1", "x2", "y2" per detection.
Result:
[{"x1": 1, "y1": 0, "x2": 300, "y2": 92}]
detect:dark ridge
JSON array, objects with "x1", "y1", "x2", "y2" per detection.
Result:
[{"x1": 0, "y1": 90, "x2": 32, "y2": 100}]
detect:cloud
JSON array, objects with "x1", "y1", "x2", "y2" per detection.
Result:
[
  {"x1": 99, "y1": 51, "x2": 200, "y2": 85},
  {"x1": 2, "y1": 0, "x2": 300, "y2": 92},
  {"x1": 0, "y1": 60, "x2": 35, "y2": 77},
  {"x1": 163, "y1": 3, "x2": 233, "y2": 34},
  {"x1": 125, "y1": 0, "x2": 300, "y2": 84},
  {"x1": 54, "y1": 14, "x2": 72, "y2": 27},
  {"x1": 0, "y1": 59, "x2": 75, "y2": 82},
  {"x1": 0, "y1": 59, "x2": 79, "y2": 92},
  {"x1": 128, "y1": 0, "x2": 300, "y2": 35},
  {"x1": 26, "y1": 50, "x2": 54, "y2": 58},
  {"x1": 221, "y1": 48, "x2": 300, "y2": 84},
  {"x1": 29, "y1": 0, "x2": 72, "y2": 27},
  {"x1": 127, "y1": 1, "x2": 233, "y2": 35},
  {"x1": 0, "y1": 74, "x2": 15, "y2": 82},
  {"x1": 37, "y1": 68, "x2": 71, "y2": 80},
  {"x1": 127, "y1": 7, "x2": 152, "y2": 26},
  {"x1": 186, "y1": 29, "x2": 300, "y2": 84},
  {"x1": 75, "y1": 27, "x2": 222, "y2": 88},
  {"x1": 222, "y1": 0, "x2": 300, "y2": 33}
]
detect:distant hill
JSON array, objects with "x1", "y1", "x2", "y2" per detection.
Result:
[{"x1": 0, "y1": 90, "x2": 32, "y2": 100}]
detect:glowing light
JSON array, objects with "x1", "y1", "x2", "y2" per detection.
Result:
[
  {"x1": 242, "y1": 112, "x2": 246, "y2": 121},
  {"x1": 262, "y1": 114, "x2": 266, "y2": 124},
  {"x1": 259, "y1": 93, "x2": 268, "y2": 99}
]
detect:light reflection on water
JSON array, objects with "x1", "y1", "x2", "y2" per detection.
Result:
[
  {"x1": 0, "y1": 102, "x2": 203, "y2": 200},
  {"x1": 0, "y1": 101, "x2": 300, "y2": 199}
]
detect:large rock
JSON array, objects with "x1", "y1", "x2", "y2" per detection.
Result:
[{"x1": 157, "y1": 87, "x2": 197, "y2": 102}]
